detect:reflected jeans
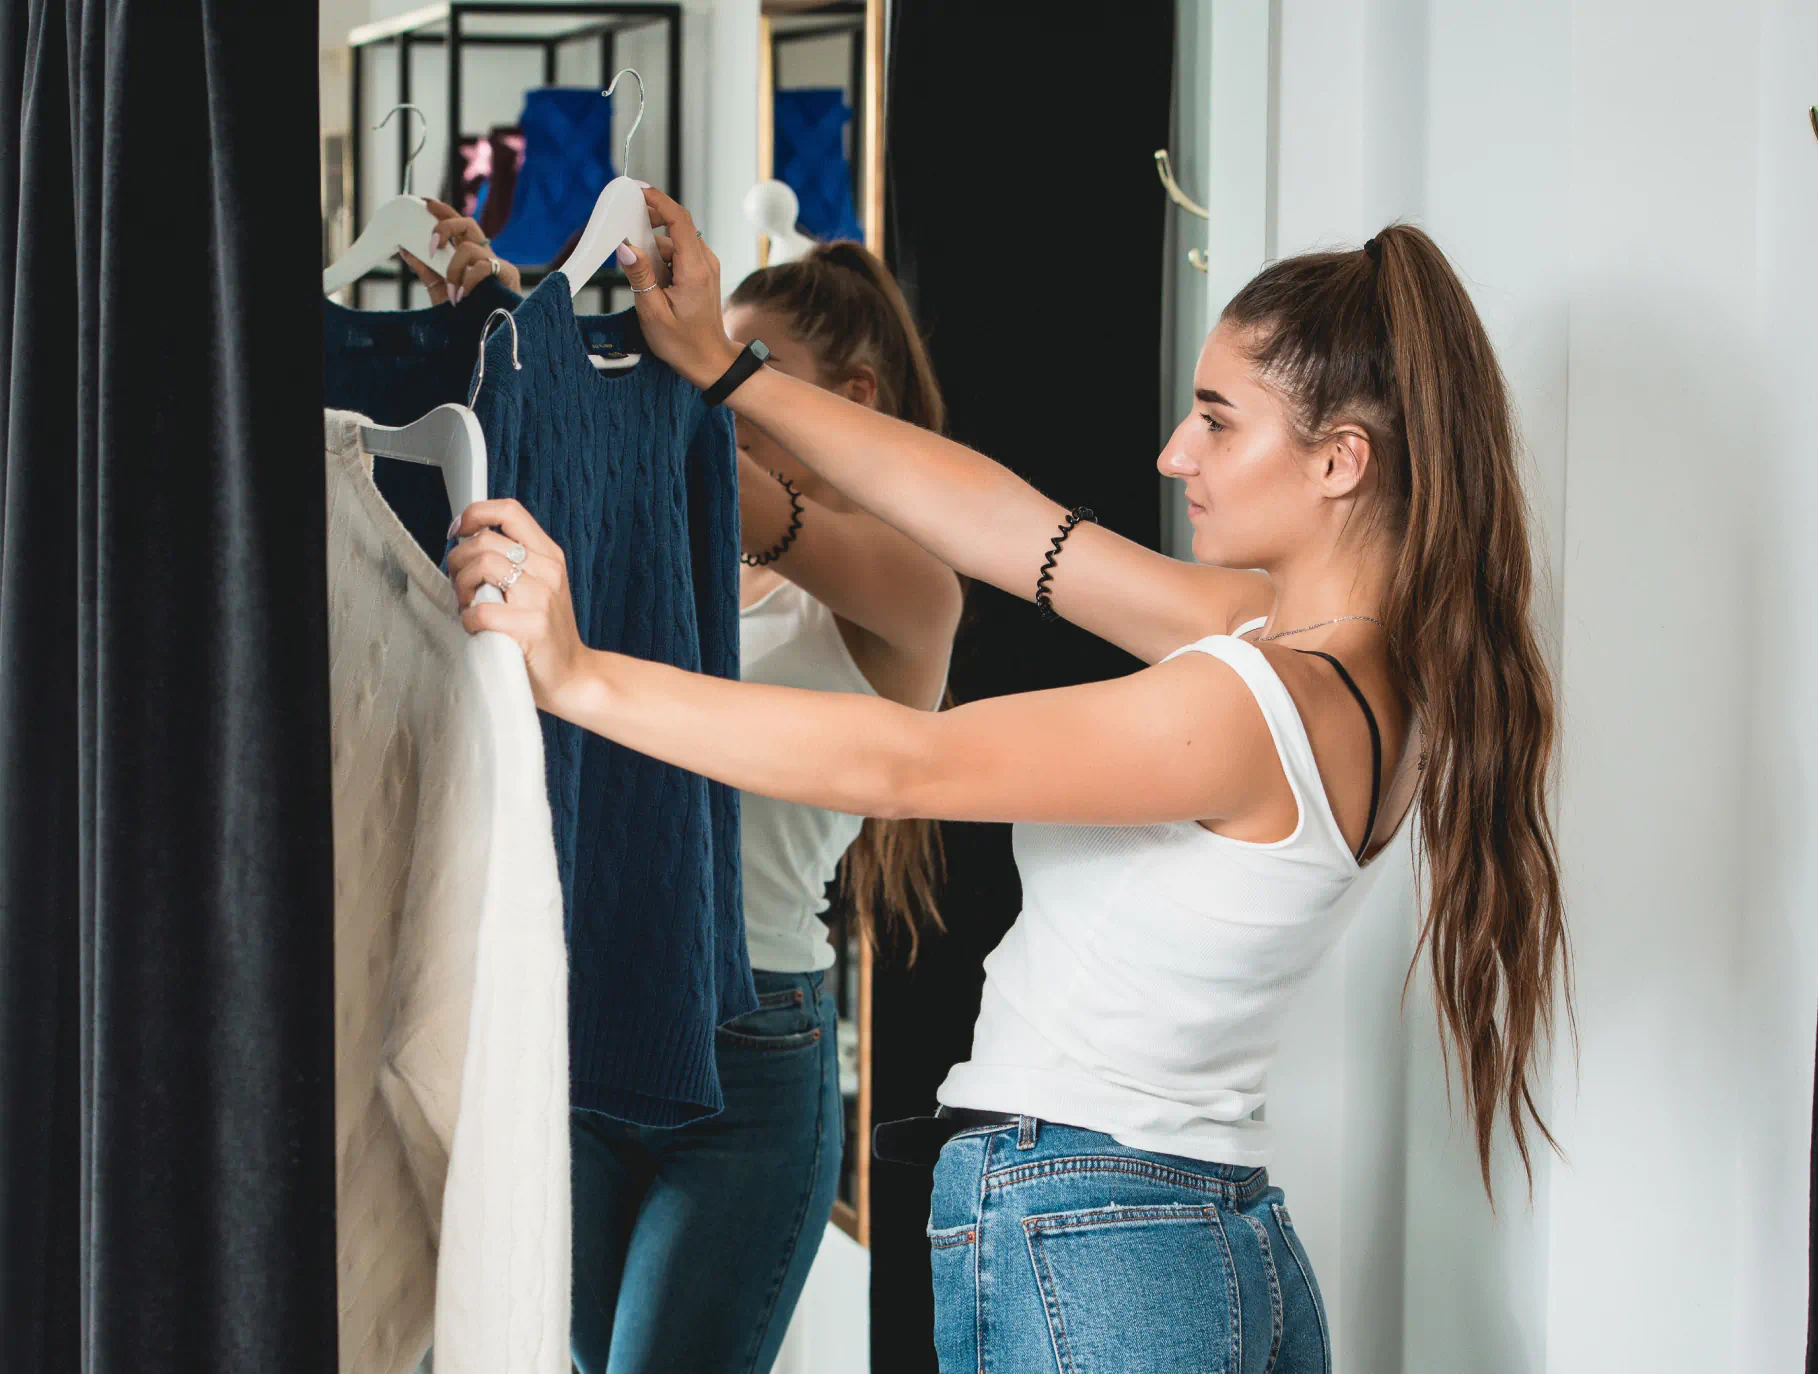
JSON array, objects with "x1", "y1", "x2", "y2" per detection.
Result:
[
  {"x1": 928, "y1": 1117, "x2": 1330, "y2": 1373},
  {"x1": 570, "y1": 970, "x2": 842, "y2": 1374}
]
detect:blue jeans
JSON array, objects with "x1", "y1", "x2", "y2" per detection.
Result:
[
  {"x1": 928, "y1": 1117, "x2": 1330, "y2": 1373},
  {"x1": 570, "y1": 970, "x2": 843, "y2": 1374}
]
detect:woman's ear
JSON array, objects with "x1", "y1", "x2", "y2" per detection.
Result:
[
  {"x1": 837, "y1": 364, "x2": 879, "y2": 410},
  {"x1": 1322, "y1": 428, "x2": 1372, "y2": 496}
]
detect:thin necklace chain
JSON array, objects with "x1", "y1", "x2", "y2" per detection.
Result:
[{"x1": 1258, "y1": 614, "x2": 1384, "y2": 642}]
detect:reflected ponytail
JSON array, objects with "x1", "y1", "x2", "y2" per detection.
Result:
[
  {"x1": 1222, "y1": 224, "x2": 1570, "y2": 1199},
  {"x1": 730, "y1": 241, "x2": 950, "y2": 961}
]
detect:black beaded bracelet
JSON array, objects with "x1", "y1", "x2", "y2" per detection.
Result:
[
  {"x1": 742, "y1": 471, "x2": 805, "y2": 567},
  {"x1": 1035, "y1": 505, "x2": 1096, "y2": 621}
]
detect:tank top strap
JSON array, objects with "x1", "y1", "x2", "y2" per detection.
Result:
[{"x1": 1161, "y1": 634, "x2": 1337, "y2": 855}]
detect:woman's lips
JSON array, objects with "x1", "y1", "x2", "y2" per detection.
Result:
[{"x1": 1186, "y1": 500, "x2": 1206, "y2": 517}]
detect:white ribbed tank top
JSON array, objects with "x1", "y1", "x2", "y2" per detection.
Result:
[
  {"x1": 738, "y1": 579, "x2": 878, "y2": 972},
  {"x1": 938, "y1": 621, "x2": 1372, "y2": 1166}
]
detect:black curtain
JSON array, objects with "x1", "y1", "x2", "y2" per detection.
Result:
[
  {"x1": 0, "y1": 3, "x2": 337, "y2": 1371},
  {"x1": 872, "y1": 3, "x2": 1175, "y2": 1367}
]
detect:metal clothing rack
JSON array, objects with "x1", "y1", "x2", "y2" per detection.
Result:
[{"x1": 346, "y1": 2, "x2": 683, "y2": 308}]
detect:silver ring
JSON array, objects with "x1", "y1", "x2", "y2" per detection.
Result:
[
  {"x1": 495, "y1": 563, "x2": 524, "y2": 592},
  {"x1": 696, "y1": 230, "x2": 705, "y2": 240},
  {"x1": 505, "y1": 542, "x2": 527, "y2": 566},
  {"x1": 630, "y1": 281, "x2": 660, "y2": 294}
]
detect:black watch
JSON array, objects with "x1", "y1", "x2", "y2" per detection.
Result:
[{"x1": 703, "y1": 339, "x2": 770, "y2": 408}]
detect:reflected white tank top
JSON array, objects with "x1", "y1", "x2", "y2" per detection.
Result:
[
  {"x1": 738, "y1": 580, "x2": 877, "y2": 972},
  {"x1": 938, "y1": 623, "x2": 1371, "y2": 1166}
]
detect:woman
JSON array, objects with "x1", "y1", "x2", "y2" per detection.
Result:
[
  {"x1": 566, "y1": 242, "x2": 962, "y2": 1374},
  {"x1": 448, "y1": 190, "x2": 1568, "y2": 1371}
]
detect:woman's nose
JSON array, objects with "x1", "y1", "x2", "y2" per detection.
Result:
[{"x1": 1156, "y1": 447, "x2": 1198, "y2": 477}]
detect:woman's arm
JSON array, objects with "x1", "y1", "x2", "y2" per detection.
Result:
[
  {"x1": 448, "y1": 498, "x2": 1277, "y2": 826},
  {"x1": 736, "y1": 449, "x2": 962, "y2": 680},
  {"x1": 624, "y1": 190, "x2": 1270, "y2": 665},
  {"x1": 546, "y1": 643, "x2": 1274, "y2": 826}
]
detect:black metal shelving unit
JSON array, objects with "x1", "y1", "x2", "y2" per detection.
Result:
[{"x1": 347, "y1": 2, "x2": 682, "y2": 309}]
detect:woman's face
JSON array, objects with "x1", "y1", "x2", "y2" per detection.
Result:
[
  {"x1": 722, "y1": 304, "x2": 826, "y2": 489},
  {"x1": 1157, "y1": 321, "x2": 1334, "y2": 570}
]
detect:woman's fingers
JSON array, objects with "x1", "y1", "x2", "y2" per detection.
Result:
[
  {"x1": 616, "y1": 241, "x2": 675, "y2": 324},
  {"x1": 451, "y1": 550, "x2": 550, "y2": 608},
  {"x1": 461, "y1": 600, "x2": 540, "y2": 642},
  {"x1": 444, "y1": 242, "x2": 496, "y2": 302},
  {"x1": 398, "y1": 248, "x2": 450, "y2": 303},
  {"x1": 640, "y1": 187, "x2": 707, "y2": 274},
  {"x1": 451, "y1": 497, "x2": 565, "y2": 560},
  {"x1": 432, "y1": 212, "x2": 486, "y2": 252},
  {"x1": 446, "y1": 529, "x2": 558, "y2": 585}
]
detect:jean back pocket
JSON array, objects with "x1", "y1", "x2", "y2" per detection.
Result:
[{"x1": 1023, "y1": 1203, "x2": 1242, "y2": 1373}]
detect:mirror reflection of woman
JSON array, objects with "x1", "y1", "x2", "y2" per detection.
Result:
[
  {"x1": 449, "y1": 190, "x2": 1569, "y2": 1373},
  {"x1": 417, "y1": 231, "x2": 962, "y2": 1371}
]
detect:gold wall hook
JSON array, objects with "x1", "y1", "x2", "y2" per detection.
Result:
[{"x1": 1154, "y1": 149, "x2": 1209, "y2": 220}]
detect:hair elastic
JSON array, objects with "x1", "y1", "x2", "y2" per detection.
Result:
[
  {"x1": 1363, "y1": 236, "x2": 1383, "y2": 264},
  {"x1": 742, "y1": 471, "x2": 805, "y2": 567},
  {"x1": 1035, "y1": 506, "x2": 1097, "y2": 622}
]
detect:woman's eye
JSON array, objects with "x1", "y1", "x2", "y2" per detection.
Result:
[{"x1": 1201, "y1": 412, "x2": 1224, "y2": 433}]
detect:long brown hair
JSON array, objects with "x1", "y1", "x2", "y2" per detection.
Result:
[
  {"x1": 1222, "y1": 224, "x2": 1570, "y2": 1198},
  {"x1": 729, "y1": 240, "x2": 950, "y2": 959}
]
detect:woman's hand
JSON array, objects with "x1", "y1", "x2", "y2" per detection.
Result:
[
  {"x1": 399, "y1": 197, "x2": 522, "y2": 305},
  {"x1": 618, "y1": 187, "x2": 742, "y2": 388},
  {"x1": 448, "y1": 499, "x2": 589, "y2": 712}
]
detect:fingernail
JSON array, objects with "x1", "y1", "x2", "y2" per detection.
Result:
[
  {"x1": 617, "y1": 242, "x2": 638, "y2": 265},
  {"x1": 430, "y1": 231, "x2": 442, "y2": 253},
  {"x1": 633, "y1": 180, "x2": 651, "y2": 189},
  {"x1": 450, "y1": 284, "x2": 463, "y2": 305},
  {"x1": 446, "y1": 517, "x2": 462, "y2": 539}
]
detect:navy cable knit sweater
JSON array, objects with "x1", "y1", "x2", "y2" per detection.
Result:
[
  {"x1": 322, "y1": 278, "x2": 523, "y2": 560},
  {"x1": 471, "y1": 277, "x2": 753, "y2": 1125},
  {"x1": 323, "y1": 277, "x2": 753, "y2": 1125}
]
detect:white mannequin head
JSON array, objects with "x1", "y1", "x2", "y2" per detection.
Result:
[{"x1": 741, "y1": 179, "x2": 816, "y2": 263}]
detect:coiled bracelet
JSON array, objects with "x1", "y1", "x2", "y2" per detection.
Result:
[
  {"x1": 1035, "y1": 506, "x2": 1096, "y2": 621},
  {"x1": 741, "y1": 471, "x2": 805, "y2": 567}
]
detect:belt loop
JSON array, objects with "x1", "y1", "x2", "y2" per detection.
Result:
[{"x1": 1017, "y1": 1115, "x2": 1038, "y2": 1149}]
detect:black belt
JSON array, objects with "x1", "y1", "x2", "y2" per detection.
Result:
[{"x1": 872, "y1": 1108, "x2": 1055, "y2": 1169}]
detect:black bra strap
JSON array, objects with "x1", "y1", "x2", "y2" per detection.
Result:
[{"x1": 1293, "y1": 650, "x2": 1383, "y2": 864}]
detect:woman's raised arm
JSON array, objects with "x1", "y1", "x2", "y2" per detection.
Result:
[{"x1": 625, "y1": 189, "x2": 1270, "y2": 665}]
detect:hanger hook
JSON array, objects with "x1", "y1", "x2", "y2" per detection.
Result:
[
  {"x1": 375, "y1": 104, "x2": 430, "y2": 197},
  {"x1": 1153, "y1": 149, "x2": 1209, "y2": 220},
  {"x1": 469, "y1": 308, "x2": 522, "y2": 408},
  {"x1": 602, "y1": 69, "x2": 647, "y2": 182}
]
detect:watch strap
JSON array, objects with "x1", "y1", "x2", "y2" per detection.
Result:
[{"x1": 703, "y1": 339, "x2": 770, "y2": 408}]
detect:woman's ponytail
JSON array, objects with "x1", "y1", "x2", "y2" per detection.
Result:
[
  {"x1": 729, "y1": 239, "x2": 946, "y2": 434},
  {"x1": 1224, "y1": 224, "x2": 1570, "y2": 1200}
]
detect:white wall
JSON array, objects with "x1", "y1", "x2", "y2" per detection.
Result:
[
  {"x1": 1189, "y1": 0, "x2": 1818, "y2": 1367},
  {"x1": 1737, "y1": 7, "x2": 1818, "y2": 1368},
  {"x1": 774, "y1": 1224, "x2": 869, "y2": 1374}
]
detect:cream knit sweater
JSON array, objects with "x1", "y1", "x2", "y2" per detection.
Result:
[{"x1": 324, "y1": 411, "x2": 569, "y2": 1374}]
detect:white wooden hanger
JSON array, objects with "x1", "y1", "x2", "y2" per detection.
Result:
[
  {"x1": 359, "y1": 308, "x2": 520, "y2": 605},
  {"x1": 556, "y1": 69, "x2": 670, "y2": 371},
  {"x1": 324, "y1": 105, "x2": 457, "y2": 296}
]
